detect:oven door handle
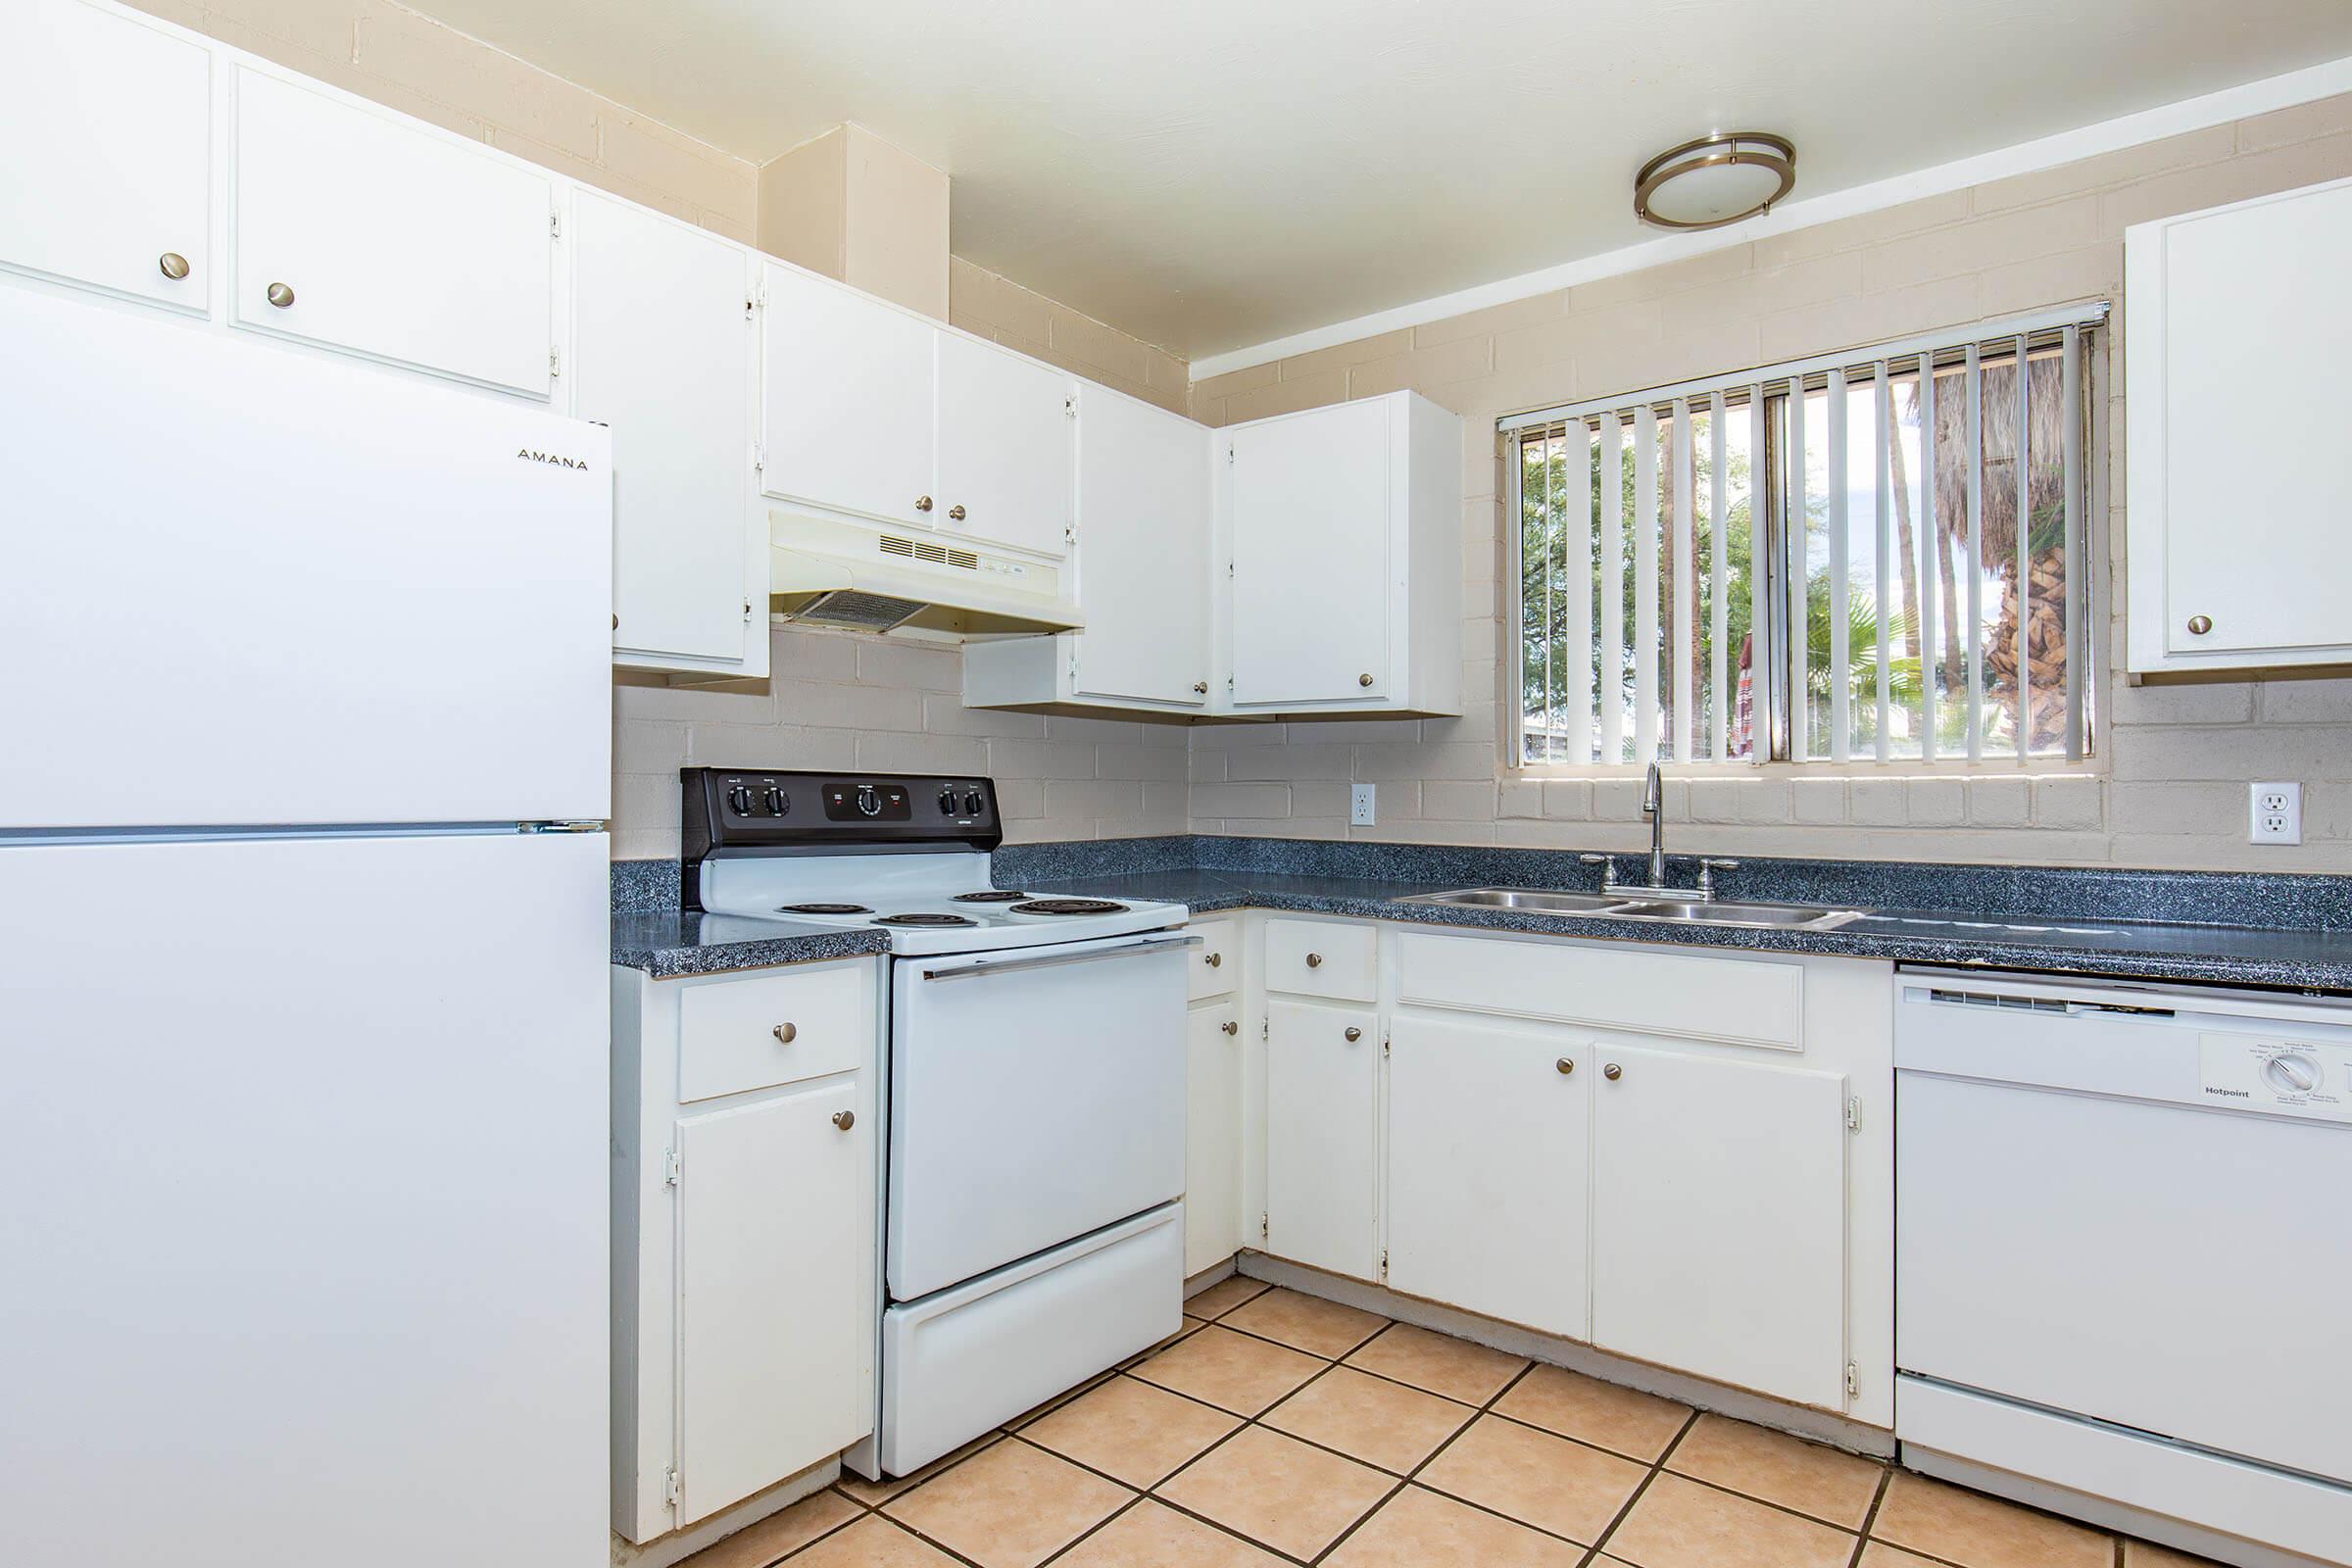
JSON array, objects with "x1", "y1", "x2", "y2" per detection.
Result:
[{"x1": 917, "y1": 932, "x2": 1201, "y2": 983}]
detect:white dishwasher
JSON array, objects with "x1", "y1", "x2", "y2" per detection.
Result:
[{"x1": 1895, "y1": 970, "x2": 2352, "y2": 1567}]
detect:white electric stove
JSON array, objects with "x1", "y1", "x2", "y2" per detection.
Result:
[{"x1": 681, "y1": 768, "x2": 1192, "y2": 1479}]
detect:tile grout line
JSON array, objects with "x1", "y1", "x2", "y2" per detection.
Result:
[{"x1": 1586, "y1": 1405, "x2": 1703, "y2": 1562}]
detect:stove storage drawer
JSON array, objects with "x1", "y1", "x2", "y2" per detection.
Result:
[
  {"x1": 1263, "y1": 916, "x2": 1377, "y2": 1003},
  {"x1": 677, "y1": 961, "x2": 870, "y2": 1103}
]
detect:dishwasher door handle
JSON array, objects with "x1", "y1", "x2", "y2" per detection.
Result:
[{"x1": 918, "y1": 933, "x2": 1201, "y2": 983}]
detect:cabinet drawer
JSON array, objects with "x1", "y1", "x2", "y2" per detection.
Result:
[
  {"x1": 1187, "y1": 917, "x2": 1239, "y2": 1001},
  {"x1": 1397, "y1": 931, "x2": 1802, "y2": 1051},
  {"x1": 1263, "y1": 917, "x2": 1377, "y2": 1001},
  {"x1": 677, "y1": 962, "x2": 868, "y2": 1102}
]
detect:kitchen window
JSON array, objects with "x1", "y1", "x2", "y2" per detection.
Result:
[{"x1": 1505, "y1": 304, "x2": 2103, "y2": 768}]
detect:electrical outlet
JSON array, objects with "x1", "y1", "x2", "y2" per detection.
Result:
[
  {"x1": 2250, "y1": 781, "x2": 2302, "y2": 845},
  {"x1": 1350, "y1": 783, "x2": 1376, "y2": 826}
]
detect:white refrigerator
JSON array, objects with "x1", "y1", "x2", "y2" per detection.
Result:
[{"x1": 0, "y1": 287, "x2": 613, "y2": 1566}]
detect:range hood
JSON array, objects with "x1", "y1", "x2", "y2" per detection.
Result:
[{"x1": 768, "y1": 512, "x2": 1084, "y2": 639}]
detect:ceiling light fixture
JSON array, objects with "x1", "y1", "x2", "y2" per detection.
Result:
[{"x1": 1634, "y1": 131, "x2": 1796, "y2": 231}]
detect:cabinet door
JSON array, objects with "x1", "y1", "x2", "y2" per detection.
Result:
[
  {"x1": 0, "y1": 0, "x2": 211, "y2": 314},
  {"x1": 1185, "y1": 1002, "x2": 1244, "y2": 1274},
  {"x1": 759, "y1": 262, "x2": 935, "y2": 527},
  {"x1": 1592, "y1": 1045, "x2": 1847, "y2": 1408},
  {"x1": 935, "y1": 331, "x2": 1077, "y2": 559},
  {"x1": 1387, "y1": 1017, "x2": 1588, "y2": 1339},
  {"x1": 1264, "y1": 1000, "x2": 1379, "y2": 1280},
  {"x1": 2150, "y1": 180, "x2": 2352, "y2": 661},
  {"x1": 1072, "y1": 388, "x2": 1211, "y2": 706},
  {"x1": 232, "y1": 67, "x2": 554, "y2": 395},
  {"x1": 1230, "y1": 400, "x2": 1391, "y2": 706},
  {"x1": 674, "y1": 1078, "x2": 872, "y2": 1523},
  {"x1": 572, "y1": 191, "x2": 757, "y2": 670}
]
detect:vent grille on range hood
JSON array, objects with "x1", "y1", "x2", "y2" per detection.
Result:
[{"x1": 768, "y1": 512, "x2": 1083, "y2": 639}]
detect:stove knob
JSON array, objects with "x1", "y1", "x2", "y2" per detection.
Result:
[
  {"x1": 762, "y1": 786, "x2": 789, "y2": 816},
  {"x1": 939, "y1": 788, "x2": 957, "y2": 814},
  {"x1": 963, "y1": 790, "x2": 986, "y2": 815},
  {"x1": 726, "y1": 785, "x2": 755, "y2": 814}
]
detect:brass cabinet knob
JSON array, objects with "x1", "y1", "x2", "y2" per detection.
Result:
[
  {"x1": 1603, "y1": 1062, "x2": 1623, "y2": 1081},
  {"x1": 948, "y1": 504, "x2": 967, "y2": 520},
  {"x1": 832, "y1": 1110, "x2": 855, "y2": 1130},
  {"x1": 1344, "y1": 1026, "x2": 1362, "y2": 1043},
  {"x1": 158, "y1": 252, "x2": 189, "y2": 280},
  {"x1": 1305, "y1": 953, "x2": 1323, "y2": 968},
  {"x1": 1556, "y1": 1057, "x2": 1575, "y2": 1075},
  {"x1": 266, "y1": 281, "x2": 295, "y2": 308},
  {"x1": 1203, "y1": 952, "x2": 1222, "y2": 968},
  {"x1": 772, "y1": 1022, "x2": 797, "y2": 1045},
  {"x1": 1221, "y1": 1020, "x2": 1239, "y2": 1036},
  {"x1": 1193, "y1": 681, "x2": 1209, "y2": 695},
  {"x1": 2187, "y1": 614, "x2": 2212, "y2": 636},
  {"x1": 915, "y1": 495, "x2": 934, "y2": 512},
  {"x1": 1357, "y1": 672, "x2": 1375, "y2": 687}
]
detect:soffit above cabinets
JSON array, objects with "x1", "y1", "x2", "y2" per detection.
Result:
[{"x1": 391, "y1": 0, "x2": 2352, "y2": 357}]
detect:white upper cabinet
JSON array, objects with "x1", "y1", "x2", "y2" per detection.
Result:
[
  {"x1": 571, "y1": 190, "x2": 762, "y2": 676},
  {"x1": 1225, "y1": 390, "x2": 1462, "y2": 714},
  {"x1": 934, "y1": 332, "x2": 1077, "y2": 559},
  {"x1": 2128, "y1": 175, "x2": 2352, "y2": 672},
  {"x1": 1071, "y1": 387, "x2": 1213, "y2": 707},
  {"x1": 759, "y1": 261, "x2": 937, "y2": 531},
  {"x1": 0, "y1": 0, "x2": 211, "y2": 314},
  {"x1": 230, "y1": 66, "x2": 556, "y2": 397}
]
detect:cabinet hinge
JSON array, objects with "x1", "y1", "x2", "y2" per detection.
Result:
[
  {"x1": 663, "y1": 1147, "x2": 681, "y2": 1187},
  {"x1": 1226, "y1": 444, "x2": 1236, "y2": 465},
  {"x1": 1063, "y1": 395, "x2": 1076, "y2": 418},
  {"x1": 754, "y1": 442, "x2": 766, "y2": 473},
  {"x1": 745, "y1": 600, "x2": 754, "y2": 619},
  {"x1": 1844, "y1": 1362, "x2": 1859, "y2": 1399},
  {"x1": 549, "y1": 210, "x2": 562, "y2": 239},
  {"x1": 1845, "y1": 1097, "x2": 1862, "y2": 1133},
  {"x1": 663, "y1": 1467, "x2": 681, "y2": 1510},
  {"x1": 548, "y1": 347, "x2": 561, "y2": 378},
  {"x1": 1382, "y1": 1035, "x2": 1391, "y2": 1056},
  {"x1": 1260, "y1": 1212, "x2": 1270, "y2": 1242},
  {"x1": 1379, "y1": 1250, "x2": 1389, "y2": 1280},
  {"x1": 1260, "y1": 1016, "x2": 1269, "y2": 1041}
]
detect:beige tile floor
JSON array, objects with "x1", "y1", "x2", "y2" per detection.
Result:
[{"x1": 683, "y1": 1279, "x2": 2228, "y2": 1568}]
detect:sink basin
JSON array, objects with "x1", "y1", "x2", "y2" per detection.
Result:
[{"x1": 1398, "y1": 886, "x2": 1865, "y2": 932}]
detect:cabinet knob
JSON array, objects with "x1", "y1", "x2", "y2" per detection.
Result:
[
  {"x1": 1304, "y1": 953, "x2": 1323, "y2": 968},
  {"x1": 948, "y1": 504, "x2": 967, "y2": 521},
  {"x1": 915, "y1": 495, "x2": 934, "y2": 512},
  {"x1": 1203, "y1": 952, "x2": 1221, "y2": 968},
  {"x1": 1555, "y1": 1057, "x2": 1575, "y2": 1075},
  {"x1": 2186, "y1": 614, "x2": 2212, "y2": 636},
  {"x1": 158, "y1": 251, "x2": 189, "y2": 280},
  {"x1": 1193, "y1": 681, "x2": 1209, "y2": 695},
  {"x1": 1357, "y1": 672, "x2": 1375, "y2": 687},
  {"x1": 266, "y1": 280, "x2": 295, "y2": 309},
  {"x1": 1344, "y1": 1026, "x2": 1362, "y2": 1043},
  {"x1": 1221, "y1": 1020, "x2": 1239, "y2": 1036},
  {"x1": 772, "y1": 1022, "x2": 797, "y2": 1045},
  {"x1": 832, "y1": 1110, "x2": 856, "y2": 1130},
  {"x1": 1603, "y1": 1062, "x2": 1623, "y2": 1081}
]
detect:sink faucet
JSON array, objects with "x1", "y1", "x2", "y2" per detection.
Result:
[{"x1": 1642, "y1": 761, "x2": 1667, "y2": 890}]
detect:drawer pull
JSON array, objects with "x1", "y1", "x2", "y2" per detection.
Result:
[
  {"x1": 1203, "y1": 952, "x2": 1222, "y2": 968},
  {"x1": 1603, "y1": 1062, "x2": 1623, "y2": 1081},
  {"x1": 1555, "y1": 1057, "x2": 1574, "y2": 1075},
  {"x1": 1344, "y1": 1026, "x2": 1362, "y2": 1043},
  {"x1": 1221, "y1": 1020, "x2": 1239, "y2": 1036},
  {"x1": 915, "y1": 495, "x2": 934, "y2": 512},
  {"x1": 1305, "y1": 953, "x2": 1323, "y2": 968},
  {"x1": 832, "y1": 1110, "x2": 856, "y2": 1131},
  {"x1": 772, "y1": 1022, "x2": 797, "y2": 1045},
  {"x1": 158, "y1": 251, "x2": 189, "y2": 280}
]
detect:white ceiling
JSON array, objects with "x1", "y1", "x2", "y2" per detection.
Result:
[{"x1": 405, "y1": 0, "x2": 2352, "y2": 362}]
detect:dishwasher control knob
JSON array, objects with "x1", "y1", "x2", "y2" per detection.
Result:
[
  {"x1": 726, "y1": 785, "x2": 755, "y2": 814},
  {"x1": 2264, "y1": 1054, "x2": 2322, "y2": 1095}
]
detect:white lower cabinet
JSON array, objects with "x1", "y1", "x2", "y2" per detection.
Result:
[
  {"x1": 612, "y1": 958, "x2": 880, "y2": 1543},
  {"x1": 1185, "y1": 1000, "x2": 1244, "y2": 1274},
  {"x1": 1265, "y1": 998, "x2": 1381, "y2": 1281},
  {"x1": 1590, "y1": 1044, "x2": 1850, "y2": 1410},
  {"x1": 1386, "y1": 1015, "x2": 1589, "y2": 1340}
]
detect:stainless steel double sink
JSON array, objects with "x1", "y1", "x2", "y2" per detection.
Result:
[{"x1": 1396, "y1": 886, "x2": 1867, "y2": 932}]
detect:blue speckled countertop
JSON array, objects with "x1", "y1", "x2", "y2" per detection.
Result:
[{"x1": 614, "y1": 837, "x2": 2352, "y2": 991}]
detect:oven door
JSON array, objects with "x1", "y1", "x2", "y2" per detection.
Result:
[{"x1": 888, "y1": 930, "x2": 1192, "y2": 1300}]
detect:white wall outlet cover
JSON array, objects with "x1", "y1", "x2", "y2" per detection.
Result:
[
  {"x1": 2249, "y1": 780, "x2": 2302, "y2": 845},
  {"x1": 1349, "y1": 783, "x2": 1376, "y2": 826}
]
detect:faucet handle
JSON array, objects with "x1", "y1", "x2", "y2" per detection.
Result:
[
  {"x1": 1579, "y1": 853, "x2": 1618, "y2": 888},
  {"x1": 1695, "y1": 857, "x2": 1740, "y2": 897}
]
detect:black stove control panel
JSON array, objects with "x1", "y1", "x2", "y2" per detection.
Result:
[{"x1": 681, "y1": 769, "x2": 1001, "y2": 905}]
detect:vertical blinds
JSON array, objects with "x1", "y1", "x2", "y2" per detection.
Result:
[{"x1": 1507, "y1": 303, "x2": 2103, "y2": 768}]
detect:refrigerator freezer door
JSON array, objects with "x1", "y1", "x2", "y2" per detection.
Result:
[
  {"x1": 0, "y1": 830, "x2": 609, "y2": 1567},
  {"x1": 0, "y1": 287, "x2": 611, "y2": 828}
]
